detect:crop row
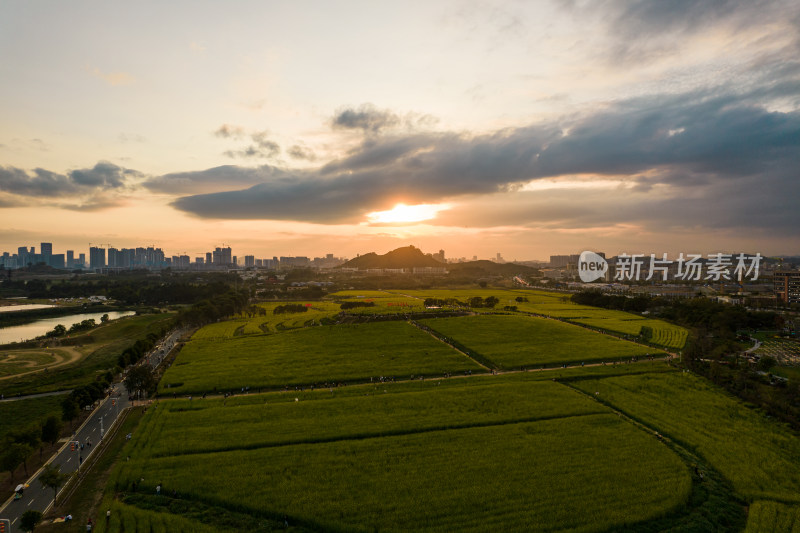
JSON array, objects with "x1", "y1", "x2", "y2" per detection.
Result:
[
  {"x1": 112, "y1": 414, "x2": 691, "y2": 532},
  {"x1": 130, "y1": 379, "x2": 606, "y2": 457},
  {"x1": 160, "y1": 321, "x2": 483, "y2": 395},
  {"x1": 419, "y1": 315, "x2": 661, "y2": 369},
  {"x1": 572, "y1": 372, "x2": 800, "y2": 502},
  {"x1": 566, "y1": 317, "x2": 688, "y2": 350},
  {"x1": 744, "y1": 500, "x2": 800, "y2": 532},
  {"x1": 94, "y1": 500, "x2": 220, "y2": 533}
]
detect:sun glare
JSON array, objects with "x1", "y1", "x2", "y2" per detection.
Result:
[{"x1": 366, "y1": 203, "x2": 451, "y2": 224}]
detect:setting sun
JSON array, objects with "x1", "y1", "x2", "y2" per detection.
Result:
[{"x1": 365, "y1": 203, "x2": 451, "y2": 224}]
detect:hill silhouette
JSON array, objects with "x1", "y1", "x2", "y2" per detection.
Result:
[{"x1": 340, "y1": 246, "x2": 444, "y2": 270}]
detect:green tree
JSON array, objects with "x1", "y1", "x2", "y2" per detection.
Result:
[
  {"x1": 61, "y1": 397, "x2": 79, "y2": 428},
  {"x1": 47, "y1": 324, "x2": 67, "y2": 337},
  {"x1": 1, "y1": 442, "x2": 33, "y2": 481},
  {"x1": 124, "y1": 365, "x2": 156, "y2": 398},
  {"x1": 41, "y1": 415, "x2": 63, "y2": 448},
  {"x1": 757, "y1": 356, "x2": 777, "y2": 372},
  {"x1": 20, "y1": 509, "x2": 42, "y2": 532},
  {"x1": 39, "y1": 463, "x2": 70, "y2": 507},
  {"x1": 101, "y1": 313, "x2": 109, "y2": 323}
]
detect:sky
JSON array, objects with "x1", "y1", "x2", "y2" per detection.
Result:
[{"x1": 1, "y1": 0, "x2": 799, "y2": 262}]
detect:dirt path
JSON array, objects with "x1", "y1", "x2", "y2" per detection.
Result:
[{"x1": 0, "y1": 345, "x2": 85, "y2": 381}]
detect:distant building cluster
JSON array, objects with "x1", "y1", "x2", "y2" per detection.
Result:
[{"x1": 0, "y1": 242, "x2": 345, "y2": 273}]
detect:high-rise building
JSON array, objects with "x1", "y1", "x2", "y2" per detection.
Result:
[
  {"x1": 244, "y1": 255, "x2": 255, "y2": 268},
  {"x1": 40, "y1": 242, "x2": 53, "y2": 266},
  {"x1": 108, "y1": 247, "x2": 121, "y2": 267},
  {"x1": 78, "y1": 253, "x2": 86, "y2": 268},
  {"x1": 66, "y1": 250, "x2": 74, "y2": 268},
  {"x1": 774, "y1": 271, "x2": 800, "y2": 304},
  {"x1": 89, "y1": 247, "x2": 106, "y2": 269},
  {"x1": 213, "y1": 247, "x2": 232, "y2": 266}
]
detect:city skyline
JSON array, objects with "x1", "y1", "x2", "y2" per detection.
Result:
[{"x1": 1, "y1": 1, "x2": 799, "y2": 258}]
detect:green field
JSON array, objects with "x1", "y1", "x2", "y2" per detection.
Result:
[
  {"x1": 0, "y1": 350, "x2": 58, "y2": 377},
  {"x1": 745, "y1": 501, "x2": 800, "y2": 532},
  {"x1": 249, "y1": 301, "x2": 341, "y2": 331},
  {"x1": 0, "y1": 393, "x2": 66, "y2": 442},
  {"x1": 189, "y1": 319, "x2": 249, "y2": 339},
  {"x1": 85, "y1": 291, "x2": 800, "y2": 531},
  {"x1": 571, "y1": 372, "x2": 800, "y2": 502},
  {"x1": 566, "y1": 317, "x2": 688, "y2": 350},
  {"x1": 420, "y1": 314, "x2": 662, "y2": 369},
  {"x1": 160, "y1": 321, "x2": 483, "y2": 394},
  {"x1": 106, "y1": 378, "x2": 691, "y2": 533},
  {"x1": 131, "y1": 380, "x2": 608, "y2": 457}
]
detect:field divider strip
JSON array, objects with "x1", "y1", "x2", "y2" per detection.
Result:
[
  {"x1": 148, "y1": 410, "x2": 610, "y2": 459},
  {"x1": 516, "y1": 309, "x2": 682, "y2": 353},
  {"x1": 408, "y1": 319, "x2": 495, "y2": 370},
  {"x1": 556, "y1": 379, "x2": 746, "y2": 498}
]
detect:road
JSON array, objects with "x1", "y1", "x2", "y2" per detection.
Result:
[
  {"x1": 0, "y1": 390, "x2": 71, "y2": 403},
  {"x1": 0, "y1": 387, "x2": 129, "y2": 531},
  {"x1": 0, "y1": 327, "x2": 185, "y2": 531}
]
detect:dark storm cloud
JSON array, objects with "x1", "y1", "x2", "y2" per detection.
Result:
[
  {"x1": 0, "y1": 161, "x2": 136, "y2": 198},
  {"x1": 166, "y1": 89, "x2": 800, "y2": 226}
]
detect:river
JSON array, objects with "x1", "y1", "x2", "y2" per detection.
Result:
[
  {"x1": 0, "y1": 304, "x2": 57, "y2": 313},
  {"x1": 0, "y1": 311, "x2": 136, "y2": 344}
]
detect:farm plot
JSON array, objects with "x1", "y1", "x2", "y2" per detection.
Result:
[
  {"x1": 745, "y1": 501, "x2": 800, "y2": 532},
  {"x1": 420, "y1": 315, "x2": 662, "y2": 369},
  {"x1": 160, "y1": 321, "x2": 483, "y2": 394},
  {"x1": 328, "y1": 291, "x2": 426, "y2": 315},
  {"x1": 101, "y1": 500, "x2": 220, "y2": 533},
  {"x1": 250, "y1": 301, "x2": 341, "y2": 332},
  {"x1": 568, "y1": 317, "x2": 688, "y2": 350},
  {"x1": 571, "y1": 371, "x2": 800, "y2": 502},
  {"x1": 131, "y1": 379, "x2": 607, "y2": 457},
  {"x1": 112, "y1": 413, "x2": 691, "y2": 533},
  {"x1": 189, "y1": 320, "x2": 249, "y2": 340}
]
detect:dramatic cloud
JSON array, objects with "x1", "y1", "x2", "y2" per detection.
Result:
[
  {"x1": 0, "y1": 161, "x2": 140, "y2": 210},
  {"x1": 0, "y1": 161, "x2": 138, "y2": 198},
  {"x1": 166, "y1": 87, "x2": 800, "y2": 230}
]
